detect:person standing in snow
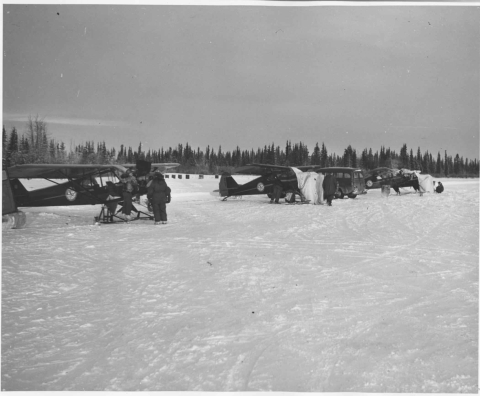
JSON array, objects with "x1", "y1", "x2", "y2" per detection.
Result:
[
  {"x1": 120, "y1": 169, "x2": 138, "y2": 221},
  {"x1": 147, "y1": 170, "x2": 171, "y2": 225},
  {"x1": 322, "y1": 172, "x2": 337, "y2": 206},
  {"x1": 270, "y1": 175, "x2": 283, "y2": 204}
]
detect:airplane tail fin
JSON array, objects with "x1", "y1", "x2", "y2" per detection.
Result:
[
  {"x1": 8, "y1": 178, "x2": 29, "y2": 205},
  {"x1": 219, "y1": 172, "x2": 238, "y2": 197}
]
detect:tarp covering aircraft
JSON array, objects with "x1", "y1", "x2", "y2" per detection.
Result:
[
  {"x1": 6, "y1": 161, "x2": 179, "y2": 223},
  {"x1": 291, "y1": 168, "x2": 320, "y2": 203},
  {"x1": 416, "y1": 173, "x2": 435, "y2": 193}
]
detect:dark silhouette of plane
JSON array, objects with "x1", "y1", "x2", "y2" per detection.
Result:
[
  {"x1": 6, "y1": 160, "x2": 179, "y2": 223},
  {"x1": 364, "y1": 167, "x2": 419, "y2": 193},
  {"x1": 212, "y1": 164, "x2": 300, "y2": 201}
]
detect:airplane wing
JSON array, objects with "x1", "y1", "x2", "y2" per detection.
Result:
[
  {"x1": 365, "y1": 167, "x2": 399, "y2": 178},
  {"x1": 234, "y1": 163, "x2": 292, "y2": 175},
  {"x1": 295, "y1": 165, "x2": 325, "y2": 172},
  {"x1": 123, "y1": 163, "x2": 180, "y2": 172},
  {"x1": 7, "y1": 164, "x2": 128, "y2": 179},
  {"x1": 150, "y1": 163, "x2": 180, "y2": 172}
]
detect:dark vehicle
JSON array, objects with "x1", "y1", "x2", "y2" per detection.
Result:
[{"x1": 307, "y1": 167, "x2": 366, "y2": 199}]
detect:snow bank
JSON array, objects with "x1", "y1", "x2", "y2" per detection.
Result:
[{"x1": 1, "y1": 178, "x2": 478, "y2": 391}]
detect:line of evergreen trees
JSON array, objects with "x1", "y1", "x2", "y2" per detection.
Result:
[{"x1": 3, "y1": 121, "x2": 479, "y2": 178}]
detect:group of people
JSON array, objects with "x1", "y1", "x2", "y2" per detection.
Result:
[
  {"x1": 119, "y1": 169, "x2": 171, "y2": 225},
  {"x1": 269, "y1": 172, "x2": 338, "y2": 206}
]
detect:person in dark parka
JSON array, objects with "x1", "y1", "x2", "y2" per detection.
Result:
[
  {"x1": 270, "y1": 175, "x2": 284, "y2": 204},
  {"x1": 147, "y1": 171, "x2": 171, "y2": 225},
  {"x1": 435, "y1": 181, "x2": 444, "y2": 193},
  {"x1": 322, "y1": 173, "x2": 337, "y2": 206}
]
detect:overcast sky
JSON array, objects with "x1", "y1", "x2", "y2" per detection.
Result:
[{"x1": 3, "y1": 3, "x2": 479, "y2": 160}]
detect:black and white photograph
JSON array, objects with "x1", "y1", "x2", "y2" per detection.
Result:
[{"x1": 2, "y1": 0, "x2": 479, "y2": 392}]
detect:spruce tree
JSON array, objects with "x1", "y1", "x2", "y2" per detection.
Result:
[
  {"x1": 454, "y1": 154, "x2": 460, "y2": 175},
  {"x1": 360, "y1": 148, "x2": 368, "y2": 169},
  {"x1": 311, "y1": 143, "x2": 320, "y2": 165},
  {"x1": 343, "y1": 146, "x2": 353, "y2": 167},
  {"x1": 320, "y1": 143, "x2": 328, "y2": 168},
  {"x1": 368, "y1": 148, "x2": 374, "y2": 169},
  {"x1": 400, "y1": 143, "x2": 408, "y2": 168},
  {"x1": 275, "y1": 145, "x2": 281, "y2": 165},
  {"x1": 285, "y1": 140, "x2": 291, "y2": 165},
  {"x1": 436, "y1": 152, "x2": 442, "y2": 174},
  {"x1": 7, "y1": 127, "x2": 19, "y2": 166},
  {"x1": 2, "y1": 126, "x2": 8, "y2": 166},
  {"x1": 444, "y1": 150, "x2": 449, "y2": 176}
]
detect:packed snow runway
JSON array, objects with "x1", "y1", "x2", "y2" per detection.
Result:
[{"x1": 2, "y1": 177, "x2": 478, "y2": 392}]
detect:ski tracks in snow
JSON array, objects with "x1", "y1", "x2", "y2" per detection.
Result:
[{"x1": 2, "y1": 179, "x2": 478, "y2": 391}]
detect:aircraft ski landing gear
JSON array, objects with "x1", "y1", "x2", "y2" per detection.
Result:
[
  {"x1": 95, "y1": 205, "x2": 117, "y2": 223},
  {"x1": 220, "y1": 196, "x2": 242, "y2": 201},
  {"x1": 94, "y1": 202, "x2": 154, "y2": 224}
]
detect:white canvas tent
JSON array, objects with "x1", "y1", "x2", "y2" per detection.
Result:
[
  {"x1": 291, "y1": 167, "x2": 321, "y2": 204},
  {"x1": 315, "y1": 173, "x2": 324, "y2": 204},
  {"x1": 415, "y1": 172, "x2": 435, "y2": 193}
]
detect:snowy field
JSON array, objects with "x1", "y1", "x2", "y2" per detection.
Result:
[{"x1": 1, "y1": 176, "x2": 478, "y2": 392}]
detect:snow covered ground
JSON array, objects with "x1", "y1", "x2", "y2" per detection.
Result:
[{"x1": 2, "y1": 176, "x2": 478, "y2": 392}]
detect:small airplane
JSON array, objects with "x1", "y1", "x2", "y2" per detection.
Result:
[
  {"x1": 212, "y1": 163, "x2": 300, "y2": 201},
  {"x1": 6, "y1": 160, "x2": 179, "y2": 223},
  {"x1": 363, "y1": 167, "x2": 419, "y2": 193},
  {"x1": 211, "y1": 163, "x2": 346, "y2": 203}
]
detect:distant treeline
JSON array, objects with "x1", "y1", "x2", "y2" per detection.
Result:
[{"x1": 3, "y1": 118, "x2": 479, "y2": 178}]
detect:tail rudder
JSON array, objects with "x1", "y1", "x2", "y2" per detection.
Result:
[
  {"x1": 219, "y1": 172, "x2": 238, "y2": 197},
  {"x1": 8, "y1": 178, "x2": 29, "y2": 206}
]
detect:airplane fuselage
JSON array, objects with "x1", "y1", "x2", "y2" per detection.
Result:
[
  {"x1": 10, "y1": 178, "x2": 124, "y2": 207},
  {"x1": 218, "y1": 170, "x2": 298, "y2": 198}
]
